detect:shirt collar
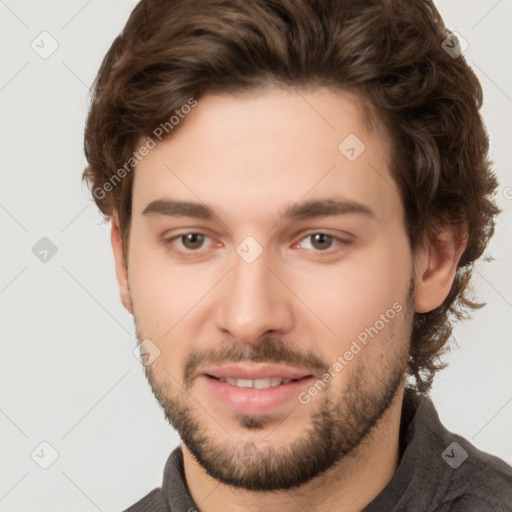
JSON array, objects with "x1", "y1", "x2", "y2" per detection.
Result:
[{"x1": 362, "y1": 388, "x2": 453, "y2": 511}]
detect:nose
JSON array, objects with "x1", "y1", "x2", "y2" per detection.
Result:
[{"x1": 214, "y1": 247, "x2": 295, "y2": 345}]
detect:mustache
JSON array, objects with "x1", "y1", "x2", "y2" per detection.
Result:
[{"x1": 183, "y1": 336, "x2": 329, "y2": 388}]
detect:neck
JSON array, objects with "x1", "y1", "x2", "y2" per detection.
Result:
[{"x1": 183, "y1": 387, "x2": 404, "y2": 512}]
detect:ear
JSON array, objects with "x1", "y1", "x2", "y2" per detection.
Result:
[
  {"x1": 110, "y1": 212, "x2": 133, "y2": 314},
  {"x1": 414, "y1": 224, "x2": 467, "y2": 313}
]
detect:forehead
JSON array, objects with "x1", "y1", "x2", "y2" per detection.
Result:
[{"x1": 131, "y1": 86, "x2": 401, "y2": 226}]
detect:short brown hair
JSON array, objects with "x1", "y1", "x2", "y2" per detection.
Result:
[{"x1": 82, "y1": 0, "x2": 500, "y2": 392}]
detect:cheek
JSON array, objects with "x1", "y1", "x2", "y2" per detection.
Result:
[
  {"x1": 128, "y1": 237, "x2": 221, "y2": 345},
  {"x1": 127, "y1": 242, "x2": 176, "y2": 337},
  {"x1": 294, "y1": 234, "x2": 412, "y2": 345},
  {"x1": 130, "y1": 270, "x2": 198, "y2": 337}
]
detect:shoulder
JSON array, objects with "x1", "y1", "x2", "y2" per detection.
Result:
[
  {"x1": 122, "y1": 488, "x2": 169, "y2": 512},
  {"x1": 435, "y1": 434, "x2": 512, "y2": 512},
  {"x1": 436, "y1": 493, "x2": 512, "y2": 512}
]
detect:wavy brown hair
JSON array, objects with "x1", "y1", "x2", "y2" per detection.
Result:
[{"x1": 82, "y1": 0, "x2": 500, "y2": 392}]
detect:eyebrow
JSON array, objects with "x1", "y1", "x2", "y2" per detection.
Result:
[{"x1": 142, "y1": 198, "x2": 375, "y2": 221}]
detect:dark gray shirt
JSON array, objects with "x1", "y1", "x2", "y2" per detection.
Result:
[{"x1": 123, "y1": 389, "x2": 512, "y2": 511}]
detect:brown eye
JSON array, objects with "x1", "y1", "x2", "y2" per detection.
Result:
[
  {"x1": 308, "y1": 233, "x2": 334, "y2": 250},
  {"x1": 162, "y1": 231, "x2": 216, "y2": 259},
  {"x1": 293, "y1": 232, "x2": 351, "y2": 256},
  {"x1": 180, "y1": 233, "x2": 205, "y2": 250}
]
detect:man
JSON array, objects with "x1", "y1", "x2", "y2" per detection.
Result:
[{"x1": 82, "y1": 0, "x2": 512, "y2": 510}]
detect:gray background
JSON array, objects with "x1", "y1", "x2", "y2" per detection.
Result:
[{"x1": 1, "y1": 0, "x2": 511, "y2": 510}]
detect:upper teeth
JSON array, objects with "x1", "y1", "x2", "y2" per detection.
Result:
[{"x1": 219, "y1": 377, "x2": 292, "y2": 388}]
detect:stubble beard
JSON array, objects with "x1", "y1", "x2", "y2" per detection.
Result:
[{"x1": 136, "y1": 284, "x2": 414, "y2": 491}]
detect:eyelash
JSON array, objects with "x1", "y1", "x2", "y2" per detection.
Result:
[{"x1": 162, "y1": 232, "x2": 351, "y2": 259}]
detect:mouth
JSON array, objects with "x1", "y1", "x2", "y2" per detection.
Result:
[
  {"x1": 198, "y1": 364, "x2": 316, "y2": 416},
  {"x1": 202, "y1": 363, "x2": 313, "y2": 386},
  {"x1": 206, "y1": 375, "x2": 311, "y2": 389}
]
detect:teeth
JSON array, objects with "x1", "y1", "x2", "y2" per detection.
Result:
[
  {"x1": 220, "y1": 377, "x2": 292, "y2": 389},
  {"x1": 236, "y1": 378, "x2": 254, "y2": 388}
]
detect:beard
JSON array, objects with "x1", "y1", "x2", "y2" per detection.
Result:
[{"x1": 135, "y1": 280, "x2": 414, "y2": 492}]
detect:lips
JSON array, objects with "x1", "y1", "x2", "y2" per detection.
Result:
[
  {"x1": 202, "y1": 363, "x2": 312, "y2": 381},
  {"x1": 218, "y1": 377, "x2": 293, "y2": 389},
  {"x1": 198, "y1": 364, "x2": 315, "y2": 415}
]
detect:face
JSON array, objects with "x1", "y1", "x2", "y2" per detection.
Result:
[{"x1": 119, "y1": 87, "x2": 417, "y2": 490}]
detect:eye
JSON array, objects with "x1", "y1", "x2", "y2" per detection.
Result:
[
  {"x1": 163, "y1": 232, "x2": 213, "y2": 257},
  {"x1": 294, "y1": 232, "x2": 349, "y2": 253},
  {"x1": 178, "y1": 233, "x2": 207, "y2": 250},
  {"x1": 300, "y1": 233, "x2": 335, "y2": 251},
  {"x1": 162, "y1": 231, "x2": 351, "y2": 259}
]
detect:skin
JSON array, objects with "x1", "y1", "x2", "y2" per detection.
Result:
[{"x1": 110, "y1": 86, "x2": 465, "y2": 511}]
